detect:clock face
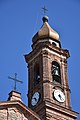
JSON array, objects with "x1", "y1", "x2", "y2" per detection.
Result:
[
  {"x1": 54, "y1": 89, "x2": 65, "y2": 103},
  {"x1": 31, "y1": 92, "x2": 40, "y2": 106}
]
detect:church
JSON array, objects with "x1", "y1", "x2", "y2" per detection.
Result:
[{"x1": 0, "y1": 15, "x2": 78, "y2": 119}]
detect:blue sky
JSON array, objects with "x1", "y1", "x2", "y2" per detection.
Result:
[{"x1": 0, "y1": 0, "x2": 80, "y2": 119}]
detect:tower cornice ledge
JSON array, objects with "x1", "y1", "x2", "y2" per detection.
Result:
[
  {"x1": 24, "y1": 42, "x2": 70, "y2": 63},
  {"x1": 45, "y1": 100, "x2": 78, "y2": 119}
]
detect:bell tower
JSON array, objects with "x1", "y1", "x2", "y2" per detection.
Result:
[{"x1": 25, "y1": 16, "x2": 78, "y2": 120}]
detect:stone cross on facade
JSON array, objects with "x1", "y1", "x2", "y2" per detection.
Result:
[{"x1": 8, "y1": 73, "x2": 23, "y2": 91}]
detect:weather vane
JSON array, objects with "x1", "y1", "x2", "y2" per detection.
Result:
[
  {"x1": 42, "y1": 6, "x2": 48, "y2": 16},
  {"x1": 8, "y1": 73, "x2": 23, "y2": 91}
]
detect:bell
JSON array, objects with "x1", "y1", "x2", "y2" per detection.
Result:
[
  {"x1": 37, "y1": 75, "x2": 40, "y2": 80},
  {"x1": 55, "y1": 70, "x2": 59, "y2": 76}
]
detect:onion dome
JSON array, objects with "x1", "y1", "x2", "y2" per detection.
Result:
[{"x1": 32, "y1": 16, "x2": 60, "y2": 43}]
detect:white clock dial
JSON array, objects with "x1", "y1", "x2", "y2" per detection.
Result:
[
  {"x1": 54, "y1": 89, "x2": 65, "y2": 103},
  {"x1": 31, "y1": 92, "x2": 40, "y2": 106}
]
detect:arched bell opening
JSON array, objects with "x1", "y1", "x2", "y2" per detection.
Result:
[
  {"x1": 34, "y1": 63, "x2": 40, "y2": 85},
  {"x1": 52, "y1": 61, "x2": 61, "y2": 84}
]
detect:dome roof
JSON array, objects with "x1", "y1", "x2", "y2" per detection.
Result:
[{"x1": 32, "y1": 16, "x2": 59, "y2": 43}]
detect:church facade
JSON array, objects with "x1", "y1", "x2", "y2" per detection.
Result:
[
  {"x1": 0, "y1": 16, "x2": 78, "y2": 120},
  {"x1": 0, "y1": 91, "x2": 41, "y2": 120}
]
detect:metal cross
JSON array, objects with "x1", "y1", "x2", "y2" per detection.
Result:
[
  {"x1": 8, "y1": 73, "x2": 23, "y2": 91},
  {"x1": 42, "y1": 6, "x2": 48, "y2": 15}
]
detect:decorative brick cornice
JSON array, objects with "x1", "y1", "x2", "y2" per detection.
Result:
[{"x1": 0, "y1": 101, "x2": 41, "y2": 120}]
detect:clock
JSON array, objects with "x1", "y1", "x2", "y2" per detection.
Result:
[
  {"x1": 31, "y1": 92, "x2": 40, "y2": 106},
  {"x1": 54, "y1": 89, "x2": 65, "y2": 103}
]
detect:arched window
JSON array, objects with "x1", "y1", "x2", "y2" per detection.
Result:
[
  {"x1": 52, "y1": 42, "x2": 56, "y2": 47},
  {"x1": 52, "y1": 61, "x2": 61, "y2": 83},
  {"x1": 34, "y1": 63, "x2": 40, "y2": 84}
]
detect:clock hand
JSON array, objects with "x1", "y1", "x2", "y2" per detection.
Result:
[
  {"x1": 34, "y1": 97, "x2": 37, "y2": 101},
  {"x1": 58, "y1": 94, "x2": 61, "y2": 99},
  {"x1": 58, "y1": 94, "x2": 64, "y2": 101}
]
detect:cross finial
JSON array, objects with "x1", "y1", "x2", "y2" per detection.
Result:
[
  {"x1": 42, "y1": 6, "x2": 48, "y2": 15},
  {"x1": 8, "y1": 73, "x2": 23, "y2": 91}
]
